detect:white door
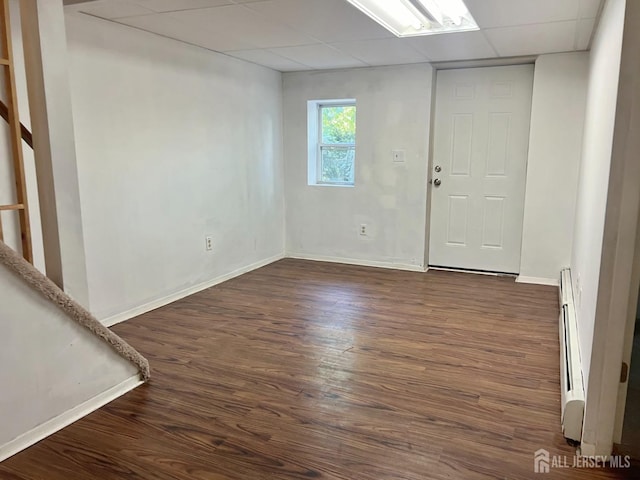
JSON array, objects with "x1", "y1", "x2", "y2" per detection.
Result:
[{"x1": 429, "y1": 65, "x2": 534, "y2": 273}]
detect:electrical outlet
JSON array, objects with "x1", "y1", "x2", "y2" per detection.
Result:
[
  {"x1": 205, "y1": 236, "x2": 213, "y2": 251},
  {"x1": 359, "y1": 224, "x2": 367, "y2": 236}
]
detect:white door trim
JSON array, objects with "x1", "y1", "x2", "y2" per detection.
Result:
[{"x1": 583, "y1": 0, "x2": 640, "y2": 456}]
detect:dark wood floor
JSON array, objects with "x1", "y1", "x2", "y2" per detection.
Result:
[{"x1": 1, "y1": 259, "x2": 638, "y2": 479}]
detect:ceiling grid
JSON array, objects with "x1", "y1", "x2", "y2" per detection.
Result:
[{"x1": 65, "y1": 0, "x2": 604, "y2": 71}]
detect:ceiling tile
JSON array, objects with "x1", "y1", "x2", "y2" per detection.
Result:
[
  {"x1": 330, "y1": 38, "x2": 429, "y2": 66},
  {"x1": 228, "y1": 49, "x2": 311, "y2": 71},
  {"x1": 68, "y1": 0, "x2": 604, "y2": 71},
  {"x1": 116, "y1": 13, "x2": 255, "y2": 51},
  {"x1": 244, "y1": 0, "x2": 392, "y2": 43},
  {"x1": 485, "y1": 21, "x2": 578, "y2": 57},
  {"x1": 79, "y1": 1, "x2": 155, "y2": 19},
  {"x1": 167, "y1": 4, "x2": 317, "y2": 49},
  {"x1": 579, "y1": 0, "x2": 603, "y2": 18},
  {"x1": 576, "y1": 17, "x2": 596, "y2": 50},
  {"x1": 408, "y1": 31, "x2": 496, "y2": 62},
  {"x1": 465, "y1": 0, "x2": 580, "y2": 28},
  {"x1": 133, "y1": 0, "x2": 234, "y2": 13},
  {"x1": 270, "y1": 44, "x2": 368, "y2": 69}
]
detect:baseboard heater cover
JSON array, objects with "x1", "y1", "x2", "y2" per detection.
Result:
[{"x1": 559, "y1": 268, "x2": 585, "y2": 443}]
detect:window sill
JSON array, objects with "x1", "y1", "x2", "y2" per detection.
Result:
[{"x1": 308, "y1": 183, "x2": 355, "y2": 188}]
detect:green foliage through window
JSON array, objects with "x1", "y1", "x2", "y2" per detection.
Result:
[
  {"x1": 319, "y1": 104, "x2": 356, "y2": 184},
  {"x1": 321, "y1": 106, "x2": 356, "y2": 144}
]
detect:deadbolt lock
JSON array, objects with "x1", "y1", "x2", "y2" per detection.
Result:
[{"x1": 434, "y1": 165, "x2": 442, "y2": 173}]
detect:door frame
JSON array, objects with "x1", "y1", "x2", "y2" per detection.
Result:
[
  {"x1": 424, "y1": 58, "x2": 536, "y2": 272},
  {"x1": 582, "y1": 0, "x2": 640, "y2": 455},
  {"x1": 613, "y1": 202, "x2": 640, "y2": 447}
]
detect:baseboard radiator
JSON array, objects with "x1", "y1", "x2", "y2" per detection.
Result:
[{"x1": 559, "y1": 268, "x2": 585, "y2": 442}]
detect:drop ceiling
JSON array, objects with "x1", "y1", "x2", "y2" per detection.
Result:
[{"x1": 64, "y1": 0, "x2": 603, "y2": 72}]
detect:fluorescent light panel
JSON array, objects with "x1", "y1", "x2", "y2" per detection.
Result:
[{"x1": 345, "y1": 0, "x2": 479, "y2": 37}]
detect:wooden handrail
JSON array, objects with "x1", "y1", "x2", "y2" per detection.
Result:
[{"x1": 0, "y1": 98, "x2": 32, "y2": 148}]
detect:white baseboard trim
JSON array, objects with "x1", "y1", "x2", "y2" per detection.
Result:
[
  {"x1": 516, "y1": 275, "x2": 559, "y2": 286},
  {"x1": 286, "y1": 253, "x2": 427, "y2": 272},
  {"x1": 101, "y1": 253, "x2": 285, "y2": 327},
  {"x1": 0, "y1": 374, "x2": 143, "y2": 463}
]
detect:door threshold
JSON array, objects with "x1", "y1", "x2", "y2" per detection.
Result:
[{"x1": 428, "y1": 265, "x2": 518, "y2": 278}]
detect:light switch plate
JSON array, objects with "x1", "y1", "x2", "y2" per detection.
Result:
[{"x1": 392, "y1": 150, "x2": 405, "y2": 163}]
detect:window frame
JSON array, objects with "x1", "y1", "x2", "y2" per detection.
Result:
[
  {"x1": 307, "y1": 98, "x2": 357, "y2": 187},
  {"x1": 316, "y1": 102, "x2": 356, "y2": 186}
]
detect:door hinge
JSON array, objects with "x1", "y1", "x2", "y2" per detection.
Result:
[{"x1": 621, "y1": 362, "x2": 629, "y2": 383}]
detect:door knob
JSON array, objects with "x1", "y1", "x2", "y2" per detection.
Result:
[{"x1": 434, "y1": 178, "x2": 441, "y2": 186}]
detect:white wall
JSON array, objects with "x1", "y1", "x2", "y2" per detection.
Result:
[
  {"x1": 0, "y1": 261, "x2": 138, "y2": 460},
  {"x1": 283, "y1": 65, "x2": 433, "y2": 270},
  {"x1": 64, "y1": 14, "x2": 285, "y2": 321},
  {"x1": 571, "y1": 0, "x2": 626, "y2": 391},
  {"x1": 519, "y1": 52, "x2": 588, "y2": 284}
]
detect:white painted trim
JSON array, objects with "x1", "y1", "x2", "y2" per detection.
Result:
[
  {"x1": 431, "y1": 56, "x2": 537, "y2": 71},
  {"x1": 101, "y1": 253, "x2": 285, "y2": 327},
  {"x1": 578, "y1": 443, "x2": 597, "y2": 457},
  {"x1": 516, "y1": 275, "x2": 559, "y2": 286},
  {"x1": 582, "y1": 0, "x2": 640, "y2": 456},
  {"x1": 0, "y1": 374, "x2": 143, "y2": 462},
  {"x1": 286, "y1": 253, "x2": 427, "y2": 272}
]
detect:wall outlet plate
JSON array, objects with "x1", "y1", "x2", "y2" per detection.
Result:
[{"x1": 205, "y1": 236, "x2": 213, "y2": 251}]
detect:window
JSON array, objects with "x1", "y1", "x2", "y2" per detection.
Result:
[
  {"x1": 318, "y1": 103, "x2": 356, "y2": 185},
  {"x1": 307, "y1": 99, "x2": 356, "y2": 186}
]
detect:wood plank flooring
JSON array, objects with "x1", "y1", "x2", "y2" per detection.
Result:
[{"x1": 1, "y1": 259, "x2": 638, "y2": 479}]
